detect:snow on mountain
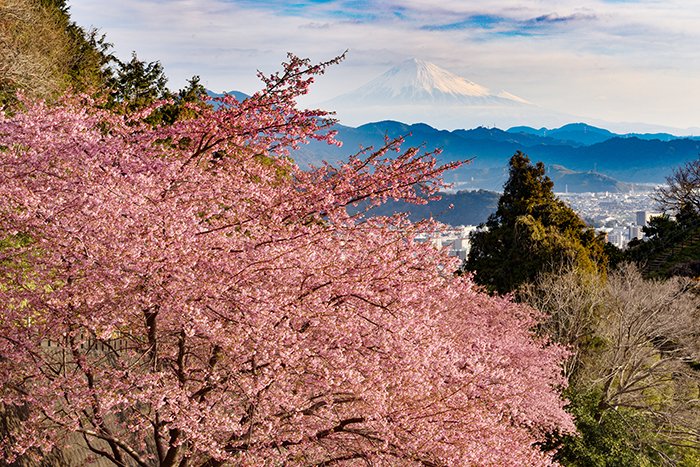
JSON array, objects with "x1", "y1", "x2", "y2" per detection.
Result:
[
  {"x1": 332, "y1": 58, "x2": 527, "y2": 106},
  {"x1": 206, "y1": 89, "x2": 250, "y2": 101},
  {"x1": 496, "y1": 91, "x2": 531, "y2": 105},
  {"x1": 323, "y1": 59, "x2": 575, "y2": 130}
]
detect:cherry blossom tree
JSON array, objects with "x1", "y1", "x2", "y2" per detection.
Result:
[{"x1": 0, "y1": 55, "x2": 574, "y2": 466}]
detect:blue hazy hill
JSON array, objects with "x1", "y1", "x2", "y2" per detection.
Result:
[
  {"x1": 507, "y1": 123, "x2": 681, "y2": 146},
  {"x1": 213, "y1": 89, "x2": 698, "y2": 191},
  {"x1": 292, "y1": 120, "x2": 700, "y2": 190}
]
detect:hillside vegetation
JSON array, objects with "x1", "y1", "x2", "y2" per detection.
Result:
[
  {"x1": 465, "y1": 151, "x2": 700, "y2": 465},
  {"x1": 0, "y1": 0, "x2": 110, "y2": 105},
  {"x1": 626, "y1": 159, "x2": 700, "y2": 280},
  {"x1": 357, "y1": 189, "x2": 499, "y2": 226},
  {"x1": 293, "y1": 120, "x2": 700, "y2": 190}
]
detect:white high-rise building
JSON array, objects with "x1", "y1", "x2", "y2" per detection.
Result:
[{"x1": 629, "y1": 225, "x2": 644, "y2": 241}]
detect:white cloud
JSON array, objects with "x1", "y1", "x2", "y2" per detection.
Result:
[{"x1": 68, "y1": 0, "x2": 700, "y2": 131}]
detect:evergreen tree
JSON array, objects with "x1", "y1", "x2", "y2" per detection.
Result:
[
  {"x1": 153, "y1": 75, "x2": 209, "y2": 125},
  {"x1": 466, "y1": 151, "x2": 607, "y2": 293},
  {"x1": 108, "y1": 52, "x2": 169, "y2": 111},
  {"x1": 626, "y1": 159, "x2": 700, "y2": 277}
]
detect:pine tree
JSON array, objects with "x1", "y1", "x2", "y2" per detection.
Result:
[
  {"x1": 466, "y1": 151, "x2": 607, "y2": 293},
  {"x1": 107, "y1": 52, "x2": 169, "y2": 111}
]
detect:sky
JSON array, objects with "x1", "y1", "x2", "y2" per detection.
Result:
[{"x1": 69, "y1": 0, "x2": 700, "y2": 133}]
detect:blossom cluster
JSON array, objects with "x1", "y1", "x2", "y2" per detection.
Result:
[{"x1": 0, "y1": 55, "x2": 573, "y2": 466}]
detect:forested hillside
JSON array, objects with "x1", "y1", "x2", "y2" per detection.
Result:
[
  {"x1": 356, "y1": 189, "x2": 499, "y2": 226},
  {"x1": 293, "y1": 120, "x2": 700, "y2": 190},
  {"x1": 0, "y1": 0, "x2": 110, "y2": 105},
  {"x1": 467, "y1": 152, "x2": 700, "y2": 465}
]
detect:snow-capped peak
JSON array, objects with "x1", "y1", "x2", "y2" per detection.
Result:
[
  {"x1": 330, "y1": 58, "x2": 530, "y2": 107},
  {"x1": 496, "y1": 90, "x2": 531, "y2": 105},
  {"x1": 324, "y1": 58, "x2": 542, "y2": 129},
  {"x1": 379, "y1": 58, "x2": 491, "y2": 98}
]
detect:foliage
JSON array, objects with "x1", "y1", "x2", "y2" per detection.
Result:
[
  {"x1": 466, "y1": 151, "x2": 607, "y2": 293},
  {"x1": 625, "y1": 212, "x2": 700, "y2": 277},
  {"x1": 0, "y1": 56, "x2": 574, "y2": 466},
  {"x1": 602, "y1": 242, "x2": 625, "y2": 270},
  {"x1": 654, "y1": 157, "x2": 700, "y2": 216},
  {"x1": 104, "y1": 53, "x2": 210, "y2": 125},
  {"x1": 627, "y1": 158, "x2": 700, "y2": 277},
  {"x1": 644, "y1": 213, "x2": 681, "y2": 240},
  {"x1": 0, "y1": 0, "x2": 112, "y2": 106},
  {"x1": 0, "y1": 0, "x2": 201, "y2": 124},
  {"x1": 155, "y1": 75, "x2": 209, "y2": 125},
  {"x1": 523, "y1": 265, "x2": 700, "y2": 466},
  {"x1": 107, "y1": 52, "x2": 169, "y2": 111},
  {"x1": 551, "y1": 387, "x2": 663, "y2": 467}
]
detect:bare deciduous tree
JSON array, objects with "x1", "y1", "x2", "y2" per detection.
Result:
[
  {"x1": 523, "y1": 264, "x2": 700, "y2": 457},
  {"x1": 654, "y1": 158, "x2": 700, "y2": 216},
  {"x1": 519, "y1": 266, "x2": 605, "y2": 380}
]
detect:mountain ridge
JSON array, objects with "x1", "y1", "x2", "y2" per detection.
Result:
[
  {"x1": 201, "y1": 86, "x2": 699, "y2": 191},
  {"x1": 507, "y1": 123, "x2": 685, "y2": 145},
  {"x1": 290, "y1": 120, "x2": 700, "y2": 191}
]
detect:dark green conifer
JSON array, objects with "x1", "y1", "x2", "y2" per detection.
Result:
[{"x1": 466, "y1": 151, "x2": 607, "y2": 293}]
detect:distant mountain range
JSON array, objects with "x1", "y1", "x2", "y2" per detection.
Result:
[
  {"x1": 509, "y1": 123, "x2": 683, "y2": 145},
  {"x1": 206, "y1": 74, "x2": 700, "y2": 193},
  {"x1": 292, "y1": 120, "x2": 700, "y2": 192}
]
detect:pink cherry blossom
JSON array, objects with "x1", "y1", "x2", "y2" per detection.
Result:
[{"x1": 0, "y1": 55, "x2": 573, "y2": 466}]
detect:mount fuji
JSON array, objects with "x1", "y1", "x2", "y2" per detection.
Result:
[
  {"x1": 324, "y1": 58, "x2": 573, "y2": 130},
  {"x1": 336, "y1": 58, "x2": 529, "y2": 106}
]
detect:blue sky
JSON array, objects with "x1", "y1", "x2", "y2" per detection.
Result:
[{"x1": 70, "y1": 0, "x2": 700, "y2": 132}]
